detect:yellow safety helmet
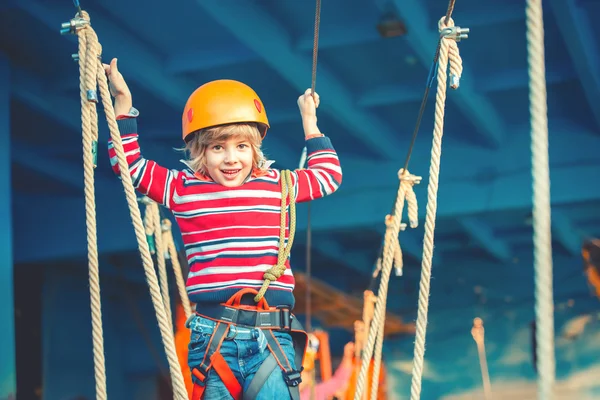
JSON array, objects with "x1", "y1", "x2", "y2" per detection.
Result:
[{"x1": 181, "y1": 79, "x2": 269, "y2": 142}]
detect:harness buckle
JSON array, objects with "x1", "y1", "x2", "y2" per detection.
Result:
[
  {"x1": 283, "y1": 368, "x2": 303, "y2": 387},
  {"x1": 277, "y1": 307, "x2": 291, "y2": 331}
]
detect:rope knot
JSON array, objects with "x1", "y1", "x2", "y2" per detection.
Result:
[
  {"x1": 398, "y1": 169, "x2": 421, "y2": 228},
  {"x1": 77, "y1": 10, "x2": 91, "y2": 22},
  {"x1": 161, "y1": 218, "x2": 172, "y2": 232},
  {"x1": 438, "y1": 16, "x2": 455, "y2": 30},
  {"x1": 437, "y1": 16, "x2": 467, "y2": 89},
  {"x1": 263, "y1": 264, "x2": 285, "y2": 282}
]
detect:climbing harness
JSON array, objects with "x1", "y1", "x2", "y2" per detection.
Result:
[
  {"x1": 471, "y1": 318, "x2": 492, "y2": 400},
  {"x1": 61, "y1": 5, "x2": 189, "y2": 399},
  {"x1": 353, "y1": 0, "x2": 468, "y2": 398},
  {"x1": 190, "y1": 288, "x2": 308, "y2": 400}
]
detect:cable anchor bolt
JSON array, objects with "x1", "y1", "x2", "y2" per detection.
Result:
[
  {"x1": 439, "y1": 26, "x2": 470, "y2": 42},
  {"x1": 60, "y1": 17, "x2": 89, "y2": 35}
]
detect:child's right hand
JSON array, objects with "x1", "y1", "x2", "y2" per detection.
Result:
[{"x1": 103, "y1": 58, "x2": 131, "y2": 99}]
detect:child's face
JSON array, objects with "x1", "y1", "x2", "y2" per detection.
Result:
[{"x1": 204, "y1": 137, "x2": 254, "y2": 187}]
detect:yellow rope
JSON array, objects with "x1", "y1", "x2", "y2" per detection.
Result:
[
  {"x1": 255, "y1": 169, "x2": 296, "y2": 302},
  {"x1": 66, "y1": 10, "x2": 188, "y2": 399}
]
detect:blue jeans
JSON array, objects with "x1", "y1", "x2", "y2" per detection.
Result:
[{"x1": 187, "y1": 314, "x2": 298, "y2": 399}]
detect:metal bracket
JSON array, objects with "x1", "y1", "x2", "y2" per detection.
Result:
[
  {"x1": 60, "y1": 17, "x2": 89, "y2": 35},
  {"x1": 440, "y1": 26, "x2": 470, "y2": 42}
]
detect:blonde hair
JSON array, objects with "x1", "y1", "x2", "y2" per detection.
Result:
[{"x1": 183, "y1": 123, "x2": 269, "y2": 178}]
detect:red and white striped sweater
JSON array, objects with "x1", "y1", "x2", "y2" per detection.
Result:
[{"x1": 108, "y1": 117, "x2": 342, "y2": 308}]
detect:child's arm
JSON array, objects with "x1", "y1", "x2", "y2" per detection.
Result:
[
  {"x1": 292, "y1": 89, "x2": 342, "y2": 202},
  {"x1": 104, "y1": 58, "x2": 179, "y2": 209},
  {"x1": 310, "y1": 342, "x2": 355, "y2": 399}
]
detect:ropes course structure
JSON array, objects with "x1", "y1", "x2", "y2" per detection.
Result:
[
  {"x1": 354, "y1": 0, "x2": 557, "y2": 399},
  {"x1": 353, "y1": 1, "x2": 469, "y2": 398},
  {"x1": 56, "y1": 0, "x2": 559, "y2": 398}
]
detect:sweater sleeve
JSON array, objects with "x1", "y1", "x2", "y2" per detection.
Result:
[
  {"x1": 107, "y1": 117, "x2": 179, "y2": 209},
  {"x1": 292, "y1": 136, "x2": 342, "y2": 203}
]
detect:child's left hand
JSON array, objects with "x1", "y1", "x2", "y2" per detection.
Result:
[{"x1": 297, "y1": 88, "x2": 320, "y2": 120}]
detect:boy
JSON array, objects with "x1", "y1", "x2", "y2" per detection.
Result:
[{"x1": 104, "y1": 58, "x2": 342, "y2": 399}]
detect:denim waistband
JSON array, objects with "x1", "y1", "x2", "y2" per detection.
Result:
[{"x1": 186, "y1": 314, "x2": 263, "y2": 341}]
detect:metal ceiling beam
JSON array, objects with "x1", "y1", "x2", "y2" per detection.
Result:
[
  {"x1": 458, "y1": 217, "x2": 512, "y2": 262},
  {"x1": 551, "y1": 211, "x2": 588, "y2": 256},
  {"x1": 378, "y1": 0, "x2": 506, "y2": 148},
  {"x1": 14, "y1": 0, "x2": 294, "y2": 157},
  {"x1": 311, "y1": 238, "x2": 373, "y2": 275},
  {"x1": 165, "y1": 43, "x2": 258, "y2": 75},
  {"x1": 359, "y1": 61, "x2": 576, "y2": 108},
  {"x1": 14, "y1": 0, "x2": 190, "y2": 108},
  {"x1": 296, "y1": 4, "x2": 525, "y2": 52},
  {"x1": 194, "y1": 0, "x2": 404, "y2": 160},
  {"x1": 298, "y1": 160, "x2": 600, "y2": 232},
  {"x1": 11, "y1": 141, "x2": 89, "y2": 190},
  {"x1": 549, "y1": 0, "x2": 600, "y2": 130}
]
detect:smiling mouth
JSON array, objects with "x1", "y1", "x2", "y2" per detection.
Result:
[{"x1": 221, "y1": 169, "x2": 241, "y2": 178}]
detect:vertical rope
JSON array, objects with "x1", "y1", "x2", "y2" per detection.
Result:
[
  {"x1": 310, "y1": 0, "x2": 321, "y2": 96},
  {"x1": 67, "y1": 10, "x2": 188, "y2": 399},
  {"x1": 151, "y1": 202, "x2": 174, "y2": 329},
  {"x1": 354, "y1": 171, "x2": 419, "y2": 400},
  {"x1": 409, "y1": 16, "x2": 463, "y2": 400},
  {"x1": 526, "y1": 0, "x2": 556, "y2": 398},
  {"x1": 76, "y1": 18, "x2": 107, "y2": 400},
  {"x1": 369, "y1": 298, "x2": 387, "y2": 400},
  {"x1": 471, "y1": 318, "x2": 493, "y2": 400},
  {"x1": 163, "y1": 219, "x2": 193, "y2": 319}
]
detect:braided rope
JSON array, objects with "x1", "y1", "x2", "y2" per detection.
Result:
[
  {"x1": 151, "y1": 202, "x2": 174, "y2": 328},
  {"x1": 76, "y1": 16, "x2": 106, "y2": 400},
  {"x1": 526, "y1": 0, "x2": 556, "y2": 398},
  {"x1": 369, "y1": 299, "x2": 387, "y2": 400},
  {"x1": 471, "y1": 318, "x2": 492, "y2": 399},
  {"x1": 255, "y1": 170, "x2": 296, "y2": 302},
  {"x1": 72, "y1": 11, "x2": 188, "y2": 399},
  {"x1": 409, "y1": 16, "x2": 463, "y2": 400},
  {"x1": 163, "y1": 219, "x2": 193, "y2": 319},
  {"x1": 142, "y1": 200, "x2": 174, "y2": 329},
  {"x1": 354, "y1": 169, "x2": 419, "y2": 400}
]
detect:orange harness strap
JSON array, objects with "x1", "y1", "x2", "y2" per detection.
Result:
[
  {"x1": 189, "y1": 289, "x2": 307, "y2": 400},
  {"x1": 212, "y1": 352, "x2": 243, "y2": 399}
]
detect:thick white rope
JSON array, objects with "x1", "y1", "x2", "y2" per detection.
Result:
[
  {"x1": 369, "y1": 298, "x2": 387, "y2": 400},
  {"x1": 526, "y1": 1, "x2": 556, "y2": 398},
  {"x1": 76, "y1": 19, "x2": 107, "y2": 400},
  {"x1": 354, "y1": 169, "x2": 420, "y2": 400},
  {"x1": 409, "y1": 16, "x2": 463, "y2": 400},
  {"x1": 72, "y1": 11, "x2": 188, "y2": 399},
  {"x1": 471, "y1": 318, "x2": 492, "y2": 399}
]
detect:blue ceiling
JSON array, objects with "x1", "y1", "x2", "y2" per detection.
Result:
[{"x1": 3, "y1": 0, "x2": 600, "y2": 395}]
